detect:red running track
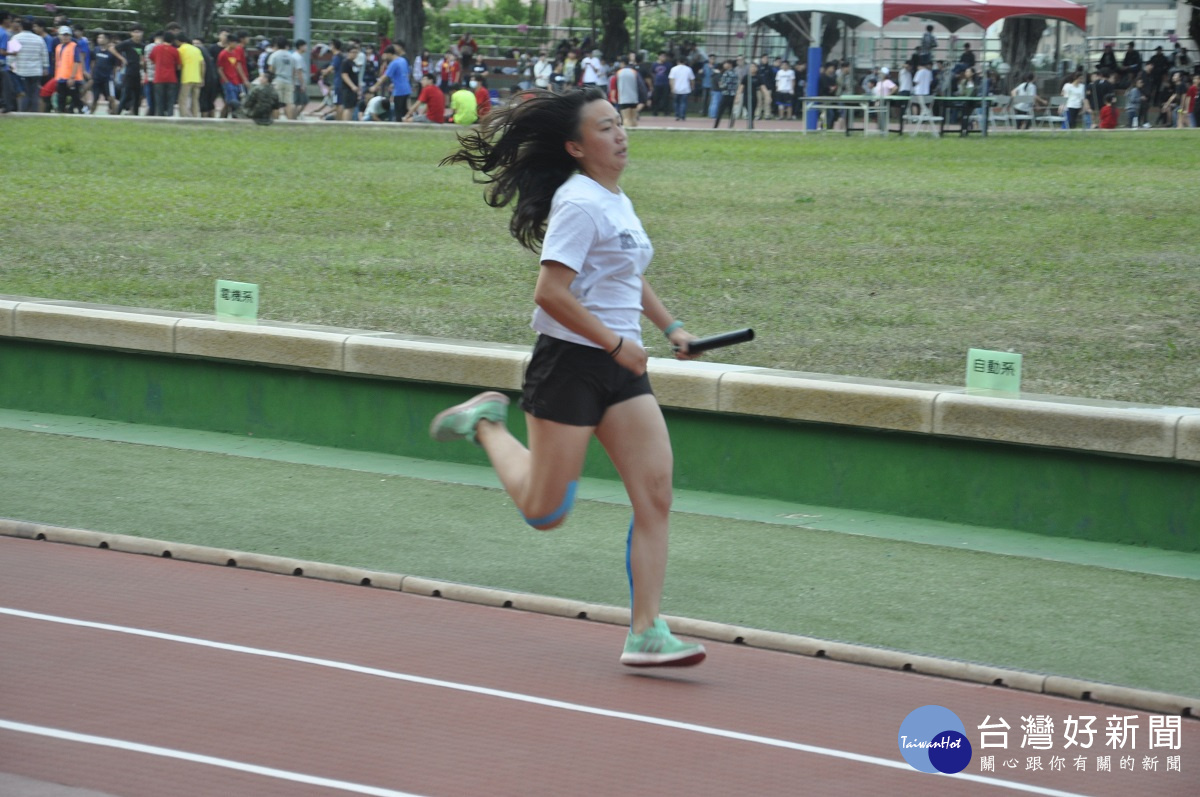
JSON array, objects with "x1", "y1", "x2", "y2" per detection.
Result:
[{"x1": 0, "y1": 536, "x2": 1193, "y2": 797}]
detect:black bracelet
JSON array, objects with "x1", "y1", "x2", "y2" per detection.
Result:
[{"x1": 608, "y1": 337, "x2": 623, "y2": 358}]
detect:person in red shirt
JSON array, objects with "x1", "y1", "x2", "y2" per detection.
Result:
[
  {"x1": 404, "y1": 72, "x2": 444, "y2": 123},
  {"x1": 438, "y1": 52, "x2": 460, "y2": 89},
  {"x1": 473, "y1": 75, "x2": 491, "y2": 118},
  {"x1": 1098, "y1": 93, "x2": 1119, "y2": 129},
  {"x1": 456, "y1": 31, "x2": 477, "y2": 73},
  {"x1": 1184, "y1": 75, "x2": 1199, "y2": 128},
  {"x1": 149, "y1": 32, "x2": 180, "y2": 116},
  {"x1": 217, "y1": 37, "x2": 248, "y2": 117},
  {"x1": 232, "y1": 31, "x2": 249, "y2": 77}
]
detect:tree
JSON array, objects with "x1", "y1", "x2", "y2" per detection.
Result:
[
  {"x1": 596, "y1": 0, "x2": 631, "y2": 63},
  {"x1": 394, "y1": 0, "x2": 427, "y2": 61},
  {"x1": 630, "y1": 8, "x2": 702, "y2": 59},
  {"x1": 999, "y1": 17, "x2": 1047, "y2": 88},
  {"x1": 1188, "y1": 0, "x2": 1200, "y2": 56},
  {"x1": 159, "y1": 0, "x2": 217, "y2": 38}
]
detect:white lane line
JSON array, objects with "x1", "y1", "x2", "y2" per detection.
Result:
[
  {"x1": 1, "y1": 606, "x2": 1095, "y2": 797},
  {"x1": 0, "y1": 719, "x2": 428, "y2": 797}
]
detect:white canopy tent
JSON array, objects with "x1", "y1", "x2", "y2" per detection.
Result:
[
  {"x1": 747, "y1": 0, "x2": 883, "y2": 28},
  {"x1": 745, "y1": 0, "x2": 882, "y2": 128},
  {"x1": 744, "y1": 0, "x2": 1087, "y2": 129}
]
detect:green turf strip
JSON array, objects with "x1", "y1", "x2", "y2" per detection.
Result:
[
  {"x1": 2, "y1": 426, "x2": 1196, "y2": 698},
  {"x1": 5, "y1": 118, "x2": 1199, "y2": 407}
]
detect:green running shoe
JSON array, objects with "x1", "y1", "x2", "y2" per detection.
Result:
[
  {"x1": 429, "y1": 391, "x2": 510, "y2": 445},
  {"x1": 620, "y1": 618, "x2": 707, "y2": 667}
]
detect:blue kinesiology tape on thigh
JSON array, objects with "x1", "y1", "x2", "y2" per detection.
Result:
[{"x1": 521, "y1": 480, "x2": 579, "y2": 527}]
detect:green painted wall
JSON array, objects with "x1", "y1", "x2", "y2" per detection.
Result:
[{"x1": 2, "y1": 339, "x2": 1196, "y2": 551}]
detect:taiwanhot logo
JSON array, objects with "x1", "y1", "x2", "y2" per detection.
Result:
[{"x1": 898, "y1": 705, "x2": 973, "y2": 774}]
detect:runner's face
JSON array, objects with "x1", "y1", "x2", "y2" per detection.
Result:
[{"x1": 568, "y1": 99, "x2": 628, "y2": 187}]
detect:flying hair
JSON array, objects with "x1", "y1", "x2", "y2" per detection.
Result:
[{"x1": 440, "y1": 87, "x2": 608, "y2": 253}]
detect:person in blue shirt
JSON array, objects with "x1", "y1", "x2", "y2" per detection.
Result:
[
  {"x1": 0, "y1": 12, "x2": 12, "y2": 113},
  {"x1": 371, "y1": 41, "x2": 410, "y2": 121},
  {"x1": 37, "y1": 19, "x2": 56, "y2": 68},
  {"x1": 699, "y1": 55, "x2": 714, "y2": 114},
  {"x1": 87, "y1": 31, "x2": 125, "y2": 114},
  {"x1": 69, "y1": 25, "x2": 90, "y2": 112},
  {"x1": 324, "y1": 39, "x2": 343, "y2": 108}
]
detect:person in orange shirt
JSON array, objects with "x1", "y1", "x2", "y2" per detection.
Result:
[{"x1": 52, "y1": 25, "x2": 85, "y2": 113}]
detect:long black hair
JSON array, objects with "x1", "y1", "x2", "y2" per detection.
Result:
[{"x1": 441, "y1": 87, "x2": 607, "y2": 253}]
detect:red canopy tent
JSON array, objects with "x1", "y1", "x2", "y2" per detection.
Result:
[{"x1": 881, "y1": 0, "x2": 1087, "y2": 31}]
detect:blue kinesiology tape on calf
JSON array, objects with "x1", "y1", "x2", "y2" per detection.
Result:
[
  {"x1": 625, "y1": 515, "x2": 635, "y2": 627},
  {"x1": 521, "y1": 480, "x2": 579, "y2": 528}
]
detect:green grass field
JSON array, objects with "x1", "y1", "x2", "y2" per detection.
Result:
[
  {"x1": 5, "y1": 117, "x2": 1198, "y2": 406},
  {"x1": 5, "y1": 117, "x2": 1200, "y2": 696},
  {"x1": 4, "y1": 427, "x2": 1198, "y2": 698}
]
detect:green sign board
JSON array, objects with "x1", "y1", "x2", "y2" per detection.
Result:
[
  {"x1": 966, "y1": 348, "x2": 1022, "y2": 394},
  {"x1": 215, "y1": 280, "x2": 259, "y2": 323}
]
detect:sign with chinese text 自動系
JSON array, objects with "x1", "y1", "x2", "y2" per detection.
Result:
[
  {"x1": 215, "y1": 280, "x2": 259, "y2": 323},
  {"x1": 966, "y1": 349, "x2": 1021, "y2": 394}
]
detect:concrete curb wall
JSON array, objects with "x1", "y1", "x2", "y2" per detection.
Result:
[
  {"x1": 3, "y1": 519, "x2": 1194, "y2": 719},
  {"x1": 3, "y1": 296, "x2": 1200, "y2": 463}
]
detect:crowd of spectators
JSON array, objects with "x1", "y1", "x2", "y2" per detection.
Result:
[
  {"x1": 0, "y1": 13, "x2": 492, "y2": 124},
  {"x1": 0, "y1": 13, "x2": 295, "y2": 119},
  {"x1": 485, "y1": 29, "x2": 1198, "y2": 131},
  {"x1": 2, "y1": 11, "x2": 1197, "y2": 130},
  {"x1": 1076, "y1": 41, "x2": 1199, "y2": 128}
]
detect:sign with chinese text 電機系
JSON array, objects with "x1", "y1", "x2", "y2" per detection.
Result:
[
  {"x1": 966, "y1": 349, "x2": 1021, "y2": 394},
  {"x1": 215, "y1": 280, "x2": 259, "y2": 323}
]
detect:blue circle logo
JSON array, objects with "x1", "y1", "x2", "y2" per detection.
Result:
[{"x1": 898, "y1": 705, "x2": 973, "y2": 774}]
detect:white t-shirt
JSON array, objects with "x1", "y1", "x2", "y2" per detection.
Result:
[
  {"x1": 914, "y1": 67, "x2": 933, "y2": 95},
  {"x1": 899, "y1": 69, "x2": 914, "y2": 93},
  {"x1": 668, "y1": 62, "x2": 693, "y2": 94},
  {"x1": 1063, "y1": 81, "x2": 1086, "y2": 109},
  {"x1": 1013, "y1": 81, "x2": 1038, "y2": 111},
  {"x1": 775, "y1": 67, "x2": 796, "y2": 94},
  {"x1": 145, "y1": 41, "x2": 157, "y2": 81},
  {"x1": 365, "y1": 94, "x2": 388, "y2": 119},
  {"x1": 581, "y1": 56, "x2": 602, "y2": 84},
  {"x1": 533, "y1": 58, "x2": 553, "y2": 88},
  {"x1": 535, "y1": 173, "x2": 654, "y2": 348}
]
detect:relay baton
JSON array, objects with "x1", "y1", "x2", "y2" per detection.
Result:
[{"x1": 676, "y1": 328, "x2": 755, "y2": 355}]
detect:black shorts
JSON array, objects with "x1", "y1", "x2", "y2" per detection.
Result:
[
  {"x1": 93, "y1": 76, "x2": 114, "y2": 99},
  {"x1": 521, "y1": 334, "x2": 653, "y2": 427}
]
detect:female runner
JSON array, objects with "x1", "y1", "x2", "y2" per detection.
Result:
[{"x1": 433, "y1": 87, "x2": 705, "y2": 667}]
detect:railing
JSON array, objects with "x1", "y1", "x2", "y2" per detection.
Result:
[
  {"x1": 5, "y1": 3, "x2": 138, "y2": 32},
  {"x1": 447, "y1": 23, "x2": 595, "y2": 57},
  {"x1": 214, "y1": 14, "x2": 381, "y2": 42}
]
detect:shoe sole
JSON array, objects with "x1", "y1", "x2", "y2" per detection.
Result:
[
  {"x1": 429, "y1": 391, "x2": 510, "y2": 442},
  {"x1": 620, "y1": 648, "x2": 707, "y2": 667}
]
